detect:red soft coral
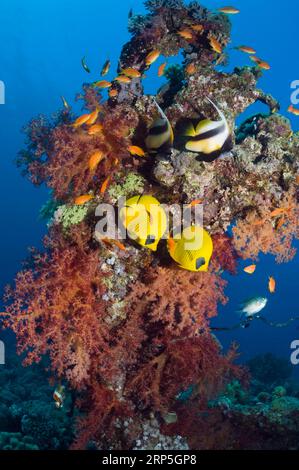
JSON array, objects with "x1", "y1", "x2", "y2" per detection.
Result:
[
  {"x1": 18, "y1": 103, "x2": 139, "y2": 201},
  {"x1": 2, "y1": 224, "x2": 111, "y2": 387},
  {"x1": 125, "y1": 266, "x2": 228, "y2": 337}
]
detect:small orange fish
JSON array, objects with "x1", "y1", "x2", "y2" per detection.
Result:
[
  {"x1": 100, "y1": 176, "x2": 110, "y2": 194},
  {"x1": 87, "y1": 124, "x2": 103, "y2": 135},
  {"x1": 145, "y1": 50, "x2": 160, "y2": 66},
  {"x1": 236, "y1": 45, "x2": 257, "y2": 55},
  {"x1": 268, "y1": 276, "x2": 276, "y2": 294},
  {"x1": 288, "y1": 105, "x2": 299, "y2": 116},
  {"x1": 257, "y1": 60, "x2": 271, "y2": 70},
  {"x1": 178, "y1": 30, "x2": 193, "y2": 40},
  {"x1": 75, "y1": 194, "x2": 94, "y2": 205},
  {"x1": 244, "y1": 264, "x2": 256, "y2": 274},
  {"x1": 101, "y1": 238, "x2": 126, "y2": 251},
  {"x1": 128, "y1": 145, "x2": 146, "y2": 157},
  {"x1": 86, "y1": 107, "x2": 100, "y2": 126},
  {"x1": 191, "y1": 24, "x2": 204, "y2": 32},
  {"x1": 210, "y1": 37, "x2": 222, "y2": 54},
  {"x1": 113, "y1": 240, "x2": 127, "y2": 251},
  {"x1": 270, "y1": 207, "x2": 288, "y2": 217},
  {"x1": 296, "y1": 175, "x2": 299, "y2": 184},
  {"x1": 109, "y1": 88, "x2": 119, "y2": 98},
  {"x1": 114, "y1": 75, "x2": 131, "y2": 84},
  {"x1": 250, "y1": 56, "x2": 261, "y2": 64},
  {"x1": 122, "y1": 67, "x2": 141, "y2": 78},
  {"x1": 53, "y1": 385, "x2": 65, "y2": 409},
  {"x1": 167, "y1": 237, "x2": 176, "y2": 253},
  {"x1": 276, "y1": 217, "x2": 286, "y2": 231},
  {"x1": 73, "y1": 113, "x2": 91, "y2": 128},
  {"x1": 250, "y1": 56, "x2": 270, "y2": 70},
  {"x1": 89, "y1": 151, "x2": 104, "y2": 171},
  {"x1": 218, "y1": 6, "x2": 240, "y2": 14},
  {"x1": 186, "y1": 63, "x2": 196, "y2": 75},
  {"x1": 94, "y1": 80, "x2": 112, "y2": 88},
  {"x1": 101, "y1": 59, "x2": 111, "y2": 77},
  {"x1": 188, "y1": 199, "x2": 203, "y2": 207},
  {"x1": 158, "y1": 62, "x2": 167, "y2": 77}
]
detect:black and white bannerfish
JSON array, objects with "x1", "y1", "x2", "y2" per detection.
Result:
[
  {"x1": 145, "y1": 100, "x2": 174, "y2": 154},
  {"x1": 181, "y1": 98, "x2": 230, "y2": 155}
]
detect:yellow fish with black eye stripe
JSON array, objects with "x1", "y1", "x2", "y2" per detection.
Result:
[
  {"x1": 119, "y1": 195, "x2": 167, "y2": 251},
  {"x1": 182, "y1": 98, "x2": 230, "y2": 155},
  {"x1": 145, "y1": 101, "x2": 174, "y2": 154},
  {"x1": 167, "y1": 225, "x2": 213, "y2": 272}
]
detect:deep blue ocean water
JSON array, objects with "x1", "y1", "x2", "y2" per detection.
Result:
[{"x1": 0, "y1": 0, "x2": 298, "y2": 374}]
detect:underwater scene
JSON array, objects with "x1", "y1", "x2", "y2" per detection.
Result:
[{"x1": 0, "y1": 0, "x2": 299, "y2": 454}]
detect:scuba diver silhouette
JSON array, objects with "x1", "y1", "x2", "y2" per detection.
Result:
[
  {"x1": 211, "y1": 296, "x2": 299, "y2": 331},
  {"x1": 212, "y1": 313, "x2": 299, "y2": 331}
]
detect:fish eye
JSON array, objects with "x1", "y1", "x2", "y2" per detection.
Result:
[{"x1": 145, "y1": 235, "x2": 156, "y2": 245}]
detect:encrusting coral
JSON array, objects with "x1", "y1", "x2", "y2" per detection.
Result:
[{"x1": 1, "y1": 0, "x2": 298, "y2": 450}]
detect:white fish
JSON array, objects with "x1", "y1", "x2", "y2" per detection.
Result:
[{"x1": 238, "y1": 296, "x2": 268, "y2": 318}]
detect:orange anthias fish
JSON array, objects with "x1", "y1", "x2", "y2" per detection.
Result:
[
  {"x1": 178, "y1": 30, "x2": 193, "y2": 40},
  {"x1": 250, "y1": 56, "x2": 270, "y2": 70},
  {"x1": 276, "y1": 217, "x2": 286, "y2": 230},
  {"x1": 145, "y1": 50, "x2": 160, "y2": 66},
  {"x1": 115, "y1": 75, "x2": 131, "y2": 84},
  {"x1": 270, "y1": 207, "x2": 289, "y2": 217},
  {"x1": 89, "y1": 151, "x2": 104, "y2": 171},
  {"x1": 122, "y1": 67, "x2": 141, "y2": 78},
  {"x1": 128, "y1": 145, "x2": 146, "y2": 157},
  {"x1": 210, "y1": 37, "x2": 222, "y2": 54},
  {"x1": 100, "y1": 176, "x2": 111, "y2": 194},
  {"x1": 94, "y1": 80, "x2": 112, "y2": 88},
  {"x1": 186, "y1": 63, "x2": 196, "y2": 75},
  {"x1": 288, "y1": 105, "x2": 299, "y2": 116},
  {"x1": 73, "y1": 113, "x2": 91, "y2": 128},
  {"x1": 191, "y1": 24, "x2": 204, "y2": 32},
  {"x1": 109, "y1": 88, "x2": 119, "y2": 98},
  {"x1": 102, "y1": 238, "x2": 127, "y2": 251},
  {"x1": 236, "y1": 45, "x2": 257, "y2": 55},
  {"x1": 87, "y1": 124, "x2": 103, "y2": 135},
  {"x1": 250, "y1": 56, "x2": 261, "y2": 64},
  {"x1": 257, "y1": 60, "x2": 271, "y2": 70},
  {"x1": 158, "y1": 62, "x2": 167, "y2": 77},
  {"x1": 218, "y1": 6, "x2": 240, "y2": 14},
  {"x1": 244, "y1": 264, "x2": 256, "y2": 274},
  {"x1": 188, "y1": 199, "x2": 203, "y2": 207},
  {"x1": 86, "y1": 107, "x2": 100, "y2": 126},
  {"x1": 101, "y1": 59, "x2": 111, "y2": 77},
  {"x1": 268, "y1": 276, "x2": 276, "y2": 294},
  {"x1": 53, "y1": 385, "x2": 65, "y2": 409},
  {"x1": 74, "y1": 194, "x2": 94, "y2": 205},
  {"x1": 167, "y1": 237, "x2": 176, "y2": 254}
]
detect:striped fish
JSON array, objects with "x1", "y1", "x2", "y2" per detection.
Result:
[
  {"x1": 145, "y1": 101, "x2": 174, "y2": 154},
  {"x1": 183, "y1": 98, "x2": 230, "y2": 155}
]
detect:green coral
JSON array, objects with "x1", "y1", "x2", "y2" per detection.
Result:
[
  {"x1": 54, "y1": 204, "x2": 89, "y2": 230},
  {"x1": 108, "y1": 173, "x2": 145, "y2": 204}
]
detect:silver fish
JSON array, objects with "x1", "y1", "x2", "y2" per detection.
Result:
[{"x1": 238, "y1": 296, "x2": 268, "y2": 318}]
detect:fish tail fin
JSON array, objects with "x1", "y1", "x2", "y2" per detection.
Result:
[{"x1": 206, "y1": 97, "x2": 228, "y2": 126}]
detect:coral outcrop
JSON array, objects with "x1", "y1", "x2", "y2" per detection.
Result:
[{"x1": 1, "y1": 0, "x2": 298, "y2": 449}]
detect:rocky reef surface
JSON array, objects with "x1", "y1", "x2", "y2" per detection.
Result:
[{"x1": 1, "y1": 0, "x2": 298, "y2": 450}]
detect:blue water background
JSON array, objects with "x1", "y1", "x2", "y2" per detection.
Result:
[{"x1": 0, "y1": 0, "x2": 298, "y2": 372}]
